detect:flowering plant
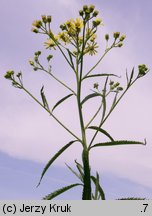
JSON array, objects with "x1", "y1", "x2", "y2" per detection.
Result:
[{"x1": 4, "y1": 5, "x2": 149, "y2": 200}]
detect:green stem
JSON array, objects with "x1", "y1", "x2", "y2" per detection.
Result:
[
  {"x1": 75, "y1": 22, "x2": 91, "y2": 200},
  {"x1": 82, "y1": 149, "x2": 91, "y2": 200}
]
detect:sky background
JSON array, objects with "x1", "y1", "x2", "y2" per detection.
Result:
[{"x1": 0, "y1": 0, "x2": 152, "y2": 199}]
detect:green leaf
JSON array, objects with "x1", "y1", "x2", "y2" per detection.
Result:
[
  {"x1": 88, "y1": 126, "x2": 114, "y2": 142},
  {"x1": 65, "y1": 163, "x2": 83, "y2": 182},
  {"x1": 101, "y1": 77, "x2": 108, "y2": 121},
  {"x1": 43, "y1": 183, "x2": 82, "y2": 200},
  {"x1": 75, "y1": 160, "x2": 84, "y2": 181},
  {"x1": 81, "y1": 93, "x2": 101, "y2": 106},
  {"x1": 128, "y1": 67, "x2": 134, "y2": 86},
  {"x1": 83, "y1": 73, "x2": 119, "y2": 80},
  {"x1": 40, "y1": 86, "x2": 50, "y2": 110},
  {"x1": 67, "y1": 49, "x2": 75, "y2": 69},
  {"x1": 126, "y1": 69, "x2": 129, "y2": 85},
  {"x1": 110, "y1": 92, "x2": 118, "y2": 111},
  {"x1": 91, "y1": 175, "x2": 105, "y2": 200},
  {"x1": 91, "y1": 140, "x2": 146, "y2": 148},
  {"x1": 37, "y1": 140, "x2": 77, "y2": 187},
  {"x1": 94, "y1": 172, "x2": 99, "y2": 200},
  {"x1": 52, "y1": 94, "x2": 73, "y2": 112}
]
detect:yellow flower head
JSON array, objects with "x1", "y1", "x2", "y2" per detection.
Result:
[
  {"x1": 75, "y1": 18, "x2": 83, "y2": 29},
  {"x1": 32, "y1": 20, "x2": 42, "y2": 28},
  {"x1": 66, "y1": 19, "x2": 75, "y2": 29},
  {"x1": 85, "y1": 42, "x2": 98, "y2": 55},
  {"x1": 90, "y1": 34, "x2": 97, "y2": 42},
  {"x1": 92, "y1": 18, "x2": 103, "y2": 27},
  {"x1": 44, "y1": 38, "x2": 57, "y2": 49},
  {"x1": 58, "y1": 32, "x2": 70, "y2": 44}
]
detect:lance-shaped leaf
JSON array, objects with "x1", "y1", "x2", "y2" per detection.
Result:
[
  {"x1": 40, "y1": 86, "x2": 50, "y2": 110},
  {"x1": 126, "y1": 69, "x2": 129, "y2": 85},
  {"x1": 75, "y1": 160, "x2": 84, "y2": 181},
  {"x1": 43, "y1": 183, "x2": 83, "y2": 200},
  {"x1": 67, "y1": 49, "x2": 75, "y2": 69},
  {"x1": 88, "y1": 126, "x2": 114, "y2": 142},
  {"x1": 110, "y1": 92, "x2": 118, "y2": 112},
  {"x1": 128, "y1": 67, "x2": 134, "y2": 86},
  {"x1": 37, "y1": 140, "x2": 77, "y2": 187},
  {"x1": 81, "y1": 92, "x2": 101, "y2": 106},
  {"x1": 91, "y1": 139, "x2": 146, "y2": 149},
  {"x1": 65, "y1": 163, "x2": 83, "y2": 182},
  {"x1": 91, "y1": 174, "x2": 105, "y2": 200},
  {"x1": 52, "y1": 93, "x2": 73, "y2": 112},
  {"x1": 101, "y1": 77, "x2": 108, "y2": 122},
  {"x1": 83, "y1": 73, "x2": 119, "y2": 80}
]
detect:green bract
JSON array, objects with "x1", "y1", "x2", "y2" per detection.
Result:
[{"x1": 4, "y1": 4, "x2": 149, "y2": 200}]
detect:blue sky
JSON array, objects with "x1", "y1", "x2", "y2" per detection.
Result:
[{"x1": 0, "y1": 0, "x2": 152, "y2": 199}]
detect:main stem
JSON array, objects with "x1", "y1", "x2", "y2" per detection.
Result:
[{"x1": 76, "y1": 23, "x2": 91, "y2": 200}]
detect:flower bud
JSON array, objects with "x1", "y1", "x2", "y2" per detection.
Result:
[
  {"x1": 117, "y1": 87, "x2": 123, "y2": 91},
  {"x1": 89, "y1": 5, "x2": 95, "y2": 12},
  {"x1": 16, "y1": 72, "x2": 22, "y2": 78},
  {"x1": 109, "y1": 80, "x2": 114, "y2": 85},
  {"x1": 79, "y1": 10, "x2": 84, "y2": 16},
  {"x1": 114, "y1": 82, "x2": 120, "y2": 87},
  {"x1": 60, "y1": 24, "x2": 66, "y2": 31},
  {"x1": 105, "y1": 34, "x2": 109, "y2": 41},
  {"x1": 34, "y1": 67, "x2": 38, "y2": 71},
  {"x1": 34, "y1": 56, "x2": 38, "y2": 62},
  {"x1": 47, "y1": 55, "x2": 53, "y2": 61},
  {"x1": 83, "y1": 5, "x2": 88, "y2": 12},
  {"x1": 35, "y1": 51, "x2": 41, "y2": 56},
  {"x1": 29, "y1": 59, "x2": 34, "y2": 66},
  {"x1": 113, "y1": 32, "x2": 120, "y2": 39},
  {"x1": 120, "y1": 35, "x2": 126, "y2": 41},
  {"x1": 37, "y1": 51, "x2": 41, "y2": 55},
  {"x1": 92, "y1": 18, "x2": 101, "y2": 27},
  {"x1": 31, "y1": 28, "x2": 39, "y2": 33},
  {"x1": 47, "y1": 16, "x2": 52, "y2": 23},
  {"x1": 32, "y1": 20, "x2": 42, "y2": 28},
  {"x1": 117, "y1": 43, "x2": 123, "y2": 47},
  {"x1": 41, "y1": 15, "x2": 47, "y2": 23},
  {"x1": 93, "y1": 10, "x2": 99, "y2": 17},
  {"x1": 93, "y1": 83, "x2": 99, "y2": 89}
]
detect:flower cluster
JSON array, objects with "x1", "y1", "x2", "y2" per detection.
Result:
[
  {"x1": 31, "y1": 5, "x2": 103, "y2": 56},
  {"x1": 109, "y1": 80, "x2": 123, "y2": 92},
  {"x1": 138, "y1": 64, "x2": 149, "y2": 77},
  {"x1": 31, "y1": 15, "x2": 52, "y2": 33},
  {"x1": 4, "y1": 70, "x2": 14, "y2": 80},
  {"x1": 79, "y1": 5, "x2": 100, "y2": 21},
  {"x1": 29, "y1": 51, "x2": 53, "y2": 71},
  {"x1": 4, "y1": 70, "x2": 23, "y2": 88},
  {"x1": 105, "y1": 32, "x2": 126, "y2": 48}
]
